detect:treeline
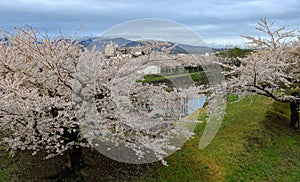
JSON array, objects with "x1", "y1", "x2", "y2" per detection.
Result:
[{"x1": 215, "y1": 47, "x2": 253, "y2": 66}]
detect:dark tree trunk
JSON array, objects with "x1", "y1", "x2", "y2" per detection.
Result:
[
  {"x1": 47, "y1": 123, "x2": 84, "y2": 181},
  {"x1": 47, "y1": 145, "x2": 84, "y2": 181},
  {"x1": 290, "y1": 101, "x2": 299, "y2": 129},
  {"x1": 47, "y1": 105, "x2": 85, "y2": 180},
  {"x1": 65, "y1": 145, "x2": 83, "y2": 172}
]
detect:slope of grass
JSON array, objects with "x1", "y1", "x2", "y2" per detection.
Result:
[{"x1": 141, "y1": 95, "x2": 300, "y2": 181}]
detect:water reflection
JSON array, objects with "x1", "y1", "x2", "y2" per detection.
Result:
[
  {"x1": 180, "y1": 95, "x2": 206, "y2": 116},
  {"x1": 139, "y1": 65, "x2": 207, "y2": 117}
]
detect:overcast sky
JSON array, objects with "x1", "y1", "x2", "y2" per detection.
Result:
[{"x1": 1, "y1": 0, "x2": 299, "y2": 47}]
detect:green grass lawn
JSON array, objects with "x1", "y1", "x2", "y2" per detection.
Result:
[
  {"x1": 139, "y1": 95, "x2": 300, "y2": 181},
  {"x1": 137, "y1": 71, "x2": 208, "y2": 84},
  {"x1": 0, "y1": 95, "x2": 300, "y2": 181}
]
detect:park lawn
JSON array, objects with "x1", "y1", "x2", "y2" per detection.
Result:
[
  {"x1": 140, "y1": 95, "x2": 300, "y2": 181},
  {"x1": 0, "y1": 94, "x2": 300, "y2": 181},
  {"x1": 137, "y1": 71, "x2": 207, "y2": 83}
]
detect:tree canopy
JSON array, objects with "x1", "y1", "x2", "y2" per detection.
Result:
[{"x1": 221, "y1": 18, "x2": 300, "y2": 128}]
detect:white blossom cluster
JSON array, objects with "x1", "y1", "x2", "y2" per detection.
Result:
[
  {"x1": 75, "y1": 43, "x2": 206, "y2": 164},
  {"x1": 220, "y1": 18, "x2": 300, "y2": 105},
  {"x1": 0, "y1": 27, "x2": 224, "y2": 165},
  {"x1": 0, "y1": 28, "x2": 88, "y2": 157}
]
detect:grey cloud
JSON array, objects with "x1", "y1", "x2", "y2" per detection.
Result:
[{"x1": 0, "y1": 0, "x2": 299, "y2": 46}]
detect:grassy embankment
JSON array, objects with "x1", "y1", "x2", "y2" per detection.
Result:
[{"x1": 141, "y1": 95, "x2": 300, "y2": 181}]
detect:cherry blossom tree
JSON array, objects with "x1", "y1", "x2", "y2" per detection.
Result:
[
  {"x1": 0, "y1": 27, "x2": 219, "y2": 179},
  {"x1": 221, "y1": 18, "x2": 300, "y2": 128},
  {"x1": 0, "y1": 27, "x2": 90, "y2": 179}
]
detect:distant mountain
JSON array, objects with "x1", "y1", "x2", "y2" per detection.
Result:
[
  {"x1": 78, "y1": 37, "x2": 132, "y2": 51},
  {"x1": 78, "y1": 37, "x2": 223, "y2": 54},
  {"x1": 179, "y1": 44, "x2": 212, "y2": 54},
  {"x1": 123, "y1": 40, "x2": 189, "y2": 54},
  {"x1": 1, "y1": 36, "x2": 227, "y2": 54}
]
